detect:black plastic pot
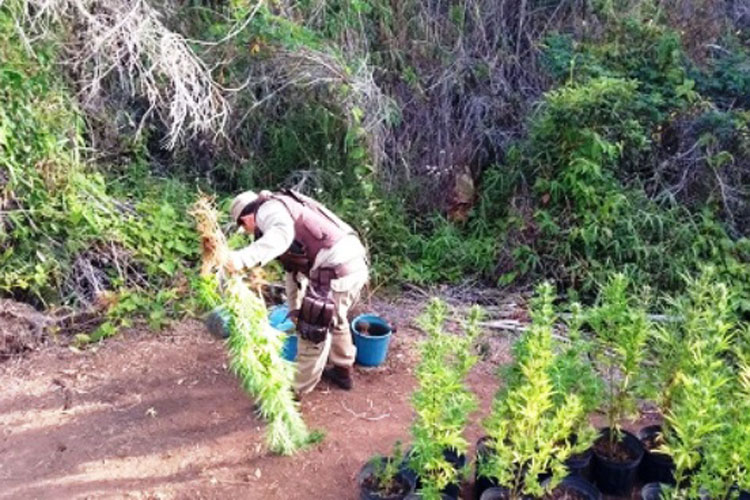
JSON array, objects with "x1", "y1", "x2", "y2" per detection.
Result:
[
  {"x1": 728, "y1": 485, "x2": 750, "y2": 500},
  {"x1": 592, "y1": 428, "x2": 645, "y2": 496},
  {"x1": 547, "y1": 475, "x2": 603, "y2": 500},
  {"x1": 404, "y1": 493, "x2": 455, "y2": 500},
  {"x1": 358, "y1": 457, "x2": 417, "y2": 500},
  {"x1": 475, "y1": 436, "x2": 499, "y2": 500},
  {"x1": 638, "y1": 425, "x2": 676, "y2": 485},
  {"x1": 479, "y1": 487, "x2": 511, "y2": 500},
  {"x1": 641, "y1": 482, "x2": 664, "y2": 500},
  {"x1": 566, "y1": 449, "x2": 593, "y2": 480},
  {"x1": 564, "y1": 434, "x2": 594, "y2": 480}
]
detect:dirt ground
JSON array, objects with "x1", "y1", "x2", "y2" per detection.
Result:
[{"x1": 0, "y1": 296, "x2": 511, "y2": 500}]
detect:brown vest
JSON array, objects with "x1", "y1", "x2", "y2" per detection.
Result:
[{"x1": 253, "y1": 190, "x2": 352, "y2": 275}]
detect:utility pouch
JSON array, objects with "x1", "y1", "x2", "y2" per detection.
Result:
[{"x1": 297, "y1": 290, "x2": 335, "y2": 344}]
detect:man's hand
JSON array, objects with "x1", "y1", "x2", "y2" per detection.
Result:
[{"x1": 223, "y1": 251, "x2": 244, "y2": 275}]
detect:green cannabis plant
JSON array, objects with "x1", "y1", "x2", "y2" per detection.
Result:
[
  {"x1": 191, "y1": 197, "x2": 310, "y2": 455},
  {"x1": 588, "y1": 273, "x2": 649, "y2": 449},
  {"x1": 698, "y1": 366, "x2": 750, "y2": 500},
  {"x1": 658, "y1": 273, "x2": 746, "y2": 499},
  {"x1": 480, "y1": 282, "x2": 596, "y2": 499},
  {"x1": 648, "y1": 269, "x2": 735, "y2": 415},
  {"x1": 367, "y1": 441, "x2": 409, "y2": 497},
  {"x1": 552, "y1": 302, "x2": 604, "y2": 413},
  {"x1": 409, "y1": 299, "x2": 481, "y2": 500}
]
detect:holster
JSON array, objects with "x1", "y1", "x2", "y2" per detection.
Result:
[{"x1": 297, "y1": 289, "x2": 335, "y2": 344}]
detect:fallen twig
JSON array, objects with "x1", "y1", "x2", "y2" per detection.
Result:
[{"x1": 340, "y1": 401, "x2": 390, "y2": 422}]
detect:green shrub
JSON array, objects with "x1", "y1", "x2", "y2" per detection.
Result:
[
  {"x1": 480, "y1": 283, "x2": 596, "y2": 499},
  {"x1": 409, "y1": 299, "x2": 481, "y2": 500},
  {"x1": 588, "y1": 274, "x2": 649, "y2": 444},
  {"x1": 0, "y1": 8, "x2": 200, "y2": 338}
]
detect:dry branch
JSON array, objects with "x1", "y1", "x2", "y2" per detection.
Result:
[{"x1": 9, "y1": 0, "x2": 229, "y2": 149}]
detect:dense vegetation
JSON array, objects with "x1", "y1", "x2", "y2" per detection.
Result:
[{"x1": 2, "y1": 0, "x2": 750, "y2": 330}]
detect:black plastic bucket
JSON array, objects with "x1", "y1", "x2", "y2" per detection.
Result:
[
  {"x1": 638, "y1": 425, "x2": 676, "y2": 485},
  {"x1": 549, "y1": 475, "x2": 603, "y2": 500},
  {"x1": 592, "y1": 428, "x2": 645, "y2": 496},
  {"x1": 640, "y1": 482, "x2": 664, "y2": 500},
  {"x1": 358, "y1": 457, "x2": 416, "y2": 500},
  {"x1": 474, "y1": 436, "x2": 499, "y2": 500}
]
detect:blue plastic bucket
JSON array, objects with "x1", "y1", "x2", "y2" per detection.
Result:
[
  {"x1": 269, "y1": 304, "x2": 297, "y2": 362},
  {"x1": 351, "y1": 313, "x2": 392, "y2": 367},
  {"x1": 207, "y1": 304, "x2": 298, "y2": 361}
]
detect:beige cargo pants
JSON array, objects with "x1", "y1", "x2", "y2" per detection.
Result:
[{"x1": 286, "y1": 268, "x2": 368, "y2": 395}]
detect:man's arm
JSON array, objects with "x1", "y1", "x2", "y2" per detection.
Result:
[{"x1": 229, "y1": 200, "x2": 295, "y2": 271}]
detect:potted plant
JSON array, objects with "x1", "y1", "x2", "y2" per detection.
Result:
[
  {"x1": 358, "y1": 441, "x2": 416, "y2": 500},
  {"x1": 587, "y1": 274, "x2": 648, "y2": 495},
  {"x1": 639, "y1": 315, "x2": 684, "y2": 486},
  {"x1": 549, "y1": 302, "x2": 604, "y2": 480},
  {"x1": 643, "y1": 273, "x2": 740, "y2": 498},
  {"x1": 656, "y1": 280, "x2": 737, "y2": 500},
  {"x1": 682, "y1": 362, "x2": 749, "y2": 500},
  {"x1": 405, "y1": 299, "x2": 482, "y2": 500},
  {"x1": 477, "y1": 283, "x2": 599, "y2": 500}
]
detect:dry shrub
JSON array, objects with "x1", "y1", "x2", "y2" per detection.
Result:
[
  {"x1": 0, "y1": 300, "x2": 49, "y2": 359},
  {"x1": 9, "y1": 0, "x2": 229, "y2": 149}
]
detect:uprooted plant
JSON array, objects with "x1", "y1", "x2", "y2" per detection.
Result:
[{"x1": 190, "y1": 196, "x2": 310, "y2": 455}]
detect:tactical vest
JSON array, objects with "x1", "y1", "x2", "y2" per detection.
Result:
[{"x1": 253, "y1": 190, "x2": 353, "y2": 275}]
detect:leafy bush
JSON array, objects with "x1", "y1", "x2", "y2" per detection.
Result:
[
  {"x1": 0, "y1": 9, "x2": 200, "y2": 338},
  {"x1": 654, "y1": 271, "x2": 742, "y2": 498}
]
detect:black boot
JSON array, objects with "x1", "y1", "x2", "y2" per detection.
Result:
[{"x1": 323, "y1": 365, "x2": 354, "y2": 390}]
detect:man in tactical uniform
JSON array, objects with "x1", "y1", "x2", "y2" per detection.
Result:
[{"x1": 225, "y1": 189, "x2": 369, "y2": 397}]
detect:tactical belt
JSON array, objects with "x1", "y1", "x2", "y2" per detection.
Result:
[{"x1": 296, "y1": 257, "x2": 367, "y2": 344}]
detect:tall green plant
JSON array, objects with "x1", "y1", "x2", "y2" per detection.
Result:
[
  {"x1": 409, "y1": 299, "x2": 481, "y2": 500},
  {"x1": 588, "y1": 274, "x2": 649, "y2": 447},
  {"x1": 480, "y1": 283, "x2": 596, "y2": 499},
  {"x1": 660, "y1": 274, "x2": 737, "y2": 498}
]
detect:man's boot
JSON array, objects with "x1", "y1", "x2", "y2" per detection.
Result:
[{"x1": 322, "y1": 365, "x2": 354, "y2": 390}]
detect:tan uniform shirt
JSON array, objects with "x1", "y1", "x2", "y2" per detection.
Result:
[{"x1": 230, "y1": 199, "x2": 367, "y2": 292}]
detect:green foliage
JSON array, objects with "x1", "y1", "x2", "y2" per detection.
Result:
[
  {"x1": 588, "y1": 274, "x2": 649, "y2": 440},
  {"x1": 692, "y1": 40, "x2": 750, "y2": 110},
  {"x1": 0, "y1": 6, "x2": 201, "y2": 336},
  {"x1": 480, "y1": 283, "x2": 596, "y2": 499},
  {"x1": 409, "y1": 299, "x2": 481, "y2": 500},
  {"x1": 397, "y1": 218, "x2": 499, "y2": 285},
  {"x1": 498, "y1": 12, "x2": 750, "y2": 308},
  {"x1": 658, "y1": 272, "x2": 737, "y2": 498},
  {"x1": 222, "y1": 275, "x2": 310, "y2": 455},
  {"x1": 370, "y1": 441, "x2": 406, "y2": 495},
  {"x1": 552, "y1": 302, "x2": 604, "y2": 412}
]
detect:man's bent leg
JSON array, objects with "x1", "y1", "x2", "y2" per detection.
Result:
[
  {"x1": 324, "y1": 271, "x2": 368, "y2": 389},
  {"x1": 293, "y1": 334, "x2": 332, "y2": 395}
]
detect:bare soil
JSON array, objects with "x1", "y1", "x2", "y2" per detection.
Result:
[
  {"x1": 0, "y1": 295, "x2": 511, "y2": 500},
  {"x1": 593, "y1": 436, "x2": 638, "y2": 463}
]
